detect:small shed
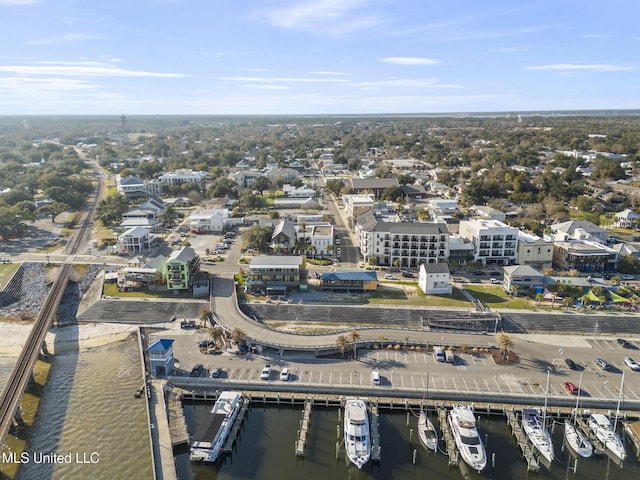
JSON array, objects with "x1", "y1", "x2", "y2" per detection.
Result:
[{"x1": 147, "y1": 338, "x2": 175, "y2": 377}]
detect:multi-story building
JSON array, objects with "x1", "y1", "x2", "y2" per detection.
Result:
[
  {"x1": 297, "y1": 223, "x2": 334, "y2": 256},
  {"x1": 418, "y1": 263, "x2": 452, "y2": 295},
  {"x1": 349, "y1": 177, "x2": 399, "y2": 198},
  {"x1": 503, "y1": 265, "x2": 544, "y2": 296},
  {"x1": 516, "y1": 232, "x2": 554, "y2": 270},
  {"x1": 163, "y1": 246, "x2": 200, "y2": 291},
  {"x1": 552, "y1": 239, "x2": 616, "y2": 272},
  {"x1": 458, "y1": 220, "x2": 519, "y2": 266},
  {"x1": 188, "y1": 208, "x2": 230, "y2": 233},
  {"x1": 355, "y1": 211, "x2": 449, "y2": 268},
  {"x1": 245, "y1": 256, "x2": 308, "y2": 295},
  {"x1": 320, "y1": 271, "x2": 378, "y2": 293},
  {"x1": 230, "y1": 170, "x2": 261, "y2": 190},
  {"x1": 118, "y1": 226, "x2": 153, "y2": 253},
  {"x1": 342, "y1": 194, "x2": 376, "y2": 219},
  {"x1": 158, "y1": 168, "x2": 208, "y2": 186},
  {"x1": 116, "y1": 175, "x2": 161, "y2": 200}
]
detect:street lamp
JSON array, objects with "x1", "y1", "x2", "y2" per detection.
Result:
[{"x1": 593, "y1": 321, "x2": 599, "y2": 340}]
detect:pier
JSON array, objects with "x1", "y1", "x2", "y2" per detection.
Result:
[
  {"x1": 575, "y1": 415, "x2": 606, "y2": 455},
  {"x1": 166, "y1": 385, "x2": 189, "y2": 447},
  {"x1": 505, "y1": 409, "x2": 540, "y2": 472},
  {"x1": 369, "y1": 401, "x2": 381, "y2": 462},
  {"x1": 623, "y1": 421, "x2": 640, "y2": 459},
  {"x1": 295, "y1": 400, "x2": 313, "y2": 456},
  {"x1": 436, "y1": 404, "x2": 459, "y2": 466},
  {"x1": 223, "y1": 395, "x2": 249, "y2": 454}
]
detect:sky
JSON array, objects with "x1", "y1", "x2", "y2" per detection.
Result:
[{"x1": 0, "y1": 0, "x2": 639, "y2": 115}]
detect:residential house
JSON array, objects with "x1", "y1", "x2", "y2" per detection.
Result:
[
  {"x1": 550, "y1": 219, "x2": 610, "y2": 245},
  {"x1": 188, "y1": 208, "x2": 230, "y2": 232},
  {"x1": 516, "y1": 232, "x2": 554, "y2": 270},
  {"x1": 118, "y1": 226, "x2": 154, "y2": 253},
  {"x1": 614, "y1": 209, "x2": 640, "y2": 229},
  {"x1": 297, "y1": 223, "x2": 334, "y2": 256},
  {"x1": 470, "y1": 205, "x2": 506, "y2": 222},
  {"x1": 349, "y1": 177, "x2": 400, "y2": 198},
  {"x1": 418, "y1": 263, "x2": 452, "y2": 295},
  {"x1": 264, "y1": 167, "x2": 300, "y2": 183},
  {"x1": 448, "y1": 235, "x2": 475, "y2": 267},
  {"x1": 283, "y1": 184, "x2": 315, "y2": 198},
  {"x1": 116, "y1": 175, "x2": 153, "y2": 200},
  {"x1": 355, "y1": 210, "x2": 450, "y2": 268},
  {"x1": 163, "y1": 246, "x2": 200, "y2": 291},
  {"x1": 245, "y1": 256, "x2": 308, "y2": 295},
  {"x1": 270, "y1": 220, "x2": 296, "y2": 254},
  {"x1": 230, "y1": 170, "x2": 261, "y2": 190},
  {"x1": 147, "y1": 339, "x2": 175, "y2": 376},
  {"x1": 503, "y1": 265, "x2": 544, "y2": 296},
  {"x1": 320, "y1": 271, "x2": 378, "y2": 293},
  {"x1": 458, "y1": 220, "x2": 519, "y2": 266},
  {"x1": 273, "y1": 197, "x2": 321, "y2": 209},
  {"x1": 428, "y1": 199, "x2": 462, "y2": 222}
]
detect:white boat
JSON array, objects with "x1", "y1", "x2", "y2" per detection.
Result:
[
  {"x1": 448, "y1": 405, "x2": 487, "y2": 472},
  {"x1": 418, "y1": 406, "x2": 438, "y2": 452},
  {"x1": 564, "y1": 419, "x2": 593, "y2": 458},
  {"x1": 521, "y1": 408, "x2": 554, "y2": 463},
  {"x1": 564, "y1": 371, "x2": 592, "y2": 458},
  {"x1": 190, "y1": 391, "x2": 243, "y2": 463},
  {"x1": 344, "y1": 397, "x2": 371, "y2": 469},
  {"x1": 588, "y1": 413, "x2": 626, "y2": 461}
]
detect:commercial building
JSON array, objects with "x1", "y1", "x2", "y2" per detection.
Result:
[
  {"x1": 245, "y1": 256, "x2": 308, "y2": 295},
  {"x1": 458, "y1": 220, "x2": 519, "y2": 266}
]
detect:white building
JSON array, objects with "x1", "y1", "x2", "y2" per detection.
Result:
[
  {"x1": 118, "y1": 226, "x2": 154, "y2": 253},
  {"x1": 283, "y1": 184, "x2": 315, "y2": 198},
  {"x1": 342, "y1": 194, "x2": 376, "y2": 219},
  {"x1": 230, "y1": 169, "x2": 261, "y2": 190},
  {"x1": 516, "y1": 231, "x2": 554, "y2": 270},
  {"x1": 158, "y1": 168, "x2": 208, "y2": 185},
  {"x1": 418, "y1": 263, "x2": 452, "y2": 295},
  {"x1": 458, "y1": 219, "x2": 519, "y2": 266},
  {"x1": 297, "y1": 223, "x2": 334, "y2": 256},
  {"x1": 355, "y1": 211, "x2": 450, "y2": 268},
  {"x1": 188, "y1": 209, "x2": 230, "y2": 232}
]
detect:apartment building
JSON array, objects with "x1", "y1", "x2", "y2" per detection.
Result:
[{"x1": 458, "y1": 220, "x2": 519, "y2": 266}]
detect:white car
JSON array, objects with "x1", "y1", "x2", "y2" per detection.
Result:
[
  {"x1": 260, "y1": 364, "x2": 272, "y2": 380},
  {"x1": 624, "y1": 357, "x2": 640, "y2": 371},
  {"x1": 280, "y1": 367, "x2": 290, "y2": 381},
  {"x1": 384, "y1": 274, "x2": 397, "y2": 280}
]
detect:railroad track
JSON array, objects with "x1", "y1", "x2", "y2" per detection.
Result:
[{"x1": 0, "y1": 161, "x2": 102, "y2": 446}]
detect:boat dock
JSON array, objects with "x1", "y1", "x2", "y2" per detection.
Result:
[
  {"x1": 436, "y1": 404, "x2": 459, "y2": 466},
  {"x1": 623, "y1": 421, "x2": 640, "y2": 459},
  {"x1": 575, "y1": 415, "x2": 606, "y2": 455},
  {"x1": 295, "y1": 400, "x2": 313, "y2": 456},
  {"x1": 505, "y1": 409, "x2": 540, "y2": 472},
  {"x1": 222, "y1": 395, "x2": 249, "y2": 454},
  {"x1": 166, "y1": 385, "x2": 190, "y2": 447},
  {"x1": 369, "y1": 402, "x2": 381, "y2": 462}
]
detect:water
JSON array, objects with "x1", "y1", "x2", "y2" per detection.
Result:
[
  {"x1": 177, "y1": 402, "x2": 639, "y2": 480},
  {"x1": 16, "y1": 336, "x2": 153, "y2": 480}
]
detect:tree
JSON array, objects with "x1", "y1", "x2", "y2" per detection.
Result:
[
  {"x1": 198, "y1": 306, "x2": 212, "y2": 327},
  {"x1": 95, "y1": 193, "x2": 128, "y2": 226},
  {"x1": 207, "y1": 177, "x2": 236, "y2": 198},
  {"x1": 231, "y1": 327, "x2": 247, "y2": 346},
  {"x1": 349, "y1": 329, "x2": 361, "y2": 359},
  {"x1": 495, "y1": 331, "x2": 514, "y2": 359},
  {"x1": 241, "y1": 225, "x2": 273, "y2": 253},
  {"x1": 378, "y1": 334, "x2": 387, "y2": 349},
  {"x1": 38, "y1": 201, "x2": 70, "y2": 223},
  {"x1": 158, "y1": 205, "x2": 179, "y2": 227},
  {"x1": 336, "y1": 335, "x2": 349, "y2": 358},
  {"x1": 252, "y1": 176, "x2": 272, "y2": 195},
  {"x1": 535, "y1": 293, "x2": 544, "y2": 307}
]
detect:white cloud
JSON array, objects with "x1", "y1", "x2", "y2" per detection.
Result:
[
  {"x1": 354, "y1": 78, "x2": 464, "y2": 89},
  {"x1": 381, "y1": 57, "x2": 440, "y2": 66},
  {"x1": 526, "y1": 64, "x2": 635, "y2": 72},
  {"x1": 222, "y1": 76, "x2": 347, "y2": 84},
  {"x1": 28, "y1": 33, "x2": 101, "y2": 46},
  {"x1": 238, "y1": 84, "x2": 291, "y2": 90},
  {"x1": 0, "y1": 77, "x2": 96, "y2": 91},
  {"x1": 313, "y1": 71, "x2": 351, "y2": 76},
  {"x1": 0, "y1": 63, "x2": 188, "y2": 78},
  {"x1": 0, "y1": 0, "x2": 40, "y2": 5}
]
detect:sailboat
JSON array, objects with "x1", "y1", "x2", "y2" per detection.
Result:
[
  {"x1": 564, "y1": 372, "x2": 592, "y2": 458},
  {"x1": 588, "y1": 371, "x2": 627, "y2": 461},
  {"x1": 522, "y1": 370, "x2": 554, "y2": 463},
  {"x1": 417, "y1": 374, "x2": 438, "y2": 452}
]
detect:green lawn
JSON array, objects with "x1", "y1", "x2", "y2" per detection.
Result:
[
  {"x1": 0, "y1": 263, "x2": 21, "y2": 290},
  {"x1": 368, "y1": 286, "x2": 471, "y2": 307},
  {"x1": 464, "y1": 284, "x2": 534, "y2": 309},
  {"x1": 103, "y1": 283, "x2": 194, "y2": 299}
]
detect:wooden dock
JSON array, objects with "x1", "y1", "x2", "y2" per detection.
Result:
[
  {"x1": 166, "y1": 387, "x2": 189, "y2": 448},
  {"x1": 223, "y1": 396, "x2": 249, "y2": 454},
  {"x1": 575, "y1": 416, "x2": 606, "y2": 455},
  {"x1": 505, "y1": 409, "x2": 540, "y2": 472},
  {"x1": 295, "y1": 400, "x2": 313, "y2": 456},
  {"x1": 623, "y1": 421, "x2": 640, "y2": 459},
  {"x1": 436, "y1": 405, "x2": 459, "y2": 466},
  {"x1": 369, "y1": 402, "x2": 381, "y2": 462}
]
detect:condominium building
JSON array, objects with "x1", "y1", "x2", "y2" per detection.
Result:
[
  {"x1": 158, "y1": 168, "x2": 208, "y2": 185},
  {"x1": 355, "y1": 211, "x2": 449, "y2": 268},
  {"x1": 245, "y1": 256, "x2": 308, "y2": 295},
  {"x1": 458, "y1": 220, "x2": 519, "y2": 266}
]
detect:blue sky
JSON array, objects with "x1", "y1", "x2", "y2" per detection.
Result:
[{"x1": 0, "y1": 0, "x2": 638, "y2": 115}]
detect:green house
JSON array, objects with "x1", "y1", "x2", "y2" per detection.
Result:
[{"x1": 163, "y1": 246, "x2": 200, "y2": 291}]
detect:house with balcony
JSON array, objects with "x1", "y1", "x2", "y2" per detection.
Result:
[
  {"x1": 342, "y1": 194, "x2": 376, "y2": 219},
  {"x1": 163, "y1": 246, "x2": 200, "y2": 291},
  {"x1": 448, "y1": 235, "x2": 475, "y2": 267},
  {"x1": 320, "y1": 271, "x2": 378, "y2": 293},
  {"x1": 355, "y1": 210, "x2": 450, "y2": 268},
  {"x1": 230, "y1": 169, "x2": 261, "y2": 190},
  {"x1": 118, "y1": 226, "x2": 154, "y2": 253},
  {"x1": 158, "y1": 168, "x2": 208, "y2": 186},
  {"x1": 550, "y1": 219, "x2": 610, "y2": 245},
  {"x1": 418, "y1": 263, "x2": 452, "y2": 295},
  {"x1": 503, "y1": 265, "x2": 544, "y2": 296},
  {"x1": 245, "y1": 255, "x2": 308, "y2": 295},
  {"x1": 297, "y1": 223, "x2": 334, "y2": 256},
  {"x1": 552, "y1": 239, "x2": 616, "y2": 272},
  {"x1": 147, "y1": 339, "x2": 175, "y2": 376},
  {"x1": 458, "y1": 220, "x2": 519, "y2": 266},
  {"x1": 270, "y1": 220, "x2": 296, "y2": 254},
  {"x1": 116, "y1": 175, "x2": 161, "y2": 200},
  {"x1": 188, "y1": 208, "x2": 230, "y2": 232}
]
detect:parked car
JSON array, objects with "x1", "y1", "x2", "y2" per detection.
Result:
[
  {"x1": 565, "y1": 358, "x2": 578, "y2": 370},
  {"x1": 616, "y1": 338, "x2": 631, "y2": 348},
  {"x1": 624, "y1": 357, "x2": 640, "y2": 371},
  {"x1": 384, "y1": 274, "x2": 397, "y2": 280},
  {"x1": 473, "y1": 271, "x2": 485, "y2": 276},
  {"x1": 401, "y1": 271, "x2": 414, "y2": 278},
  {"x1": 260, "y1": 364, "x2": 272, "y2": 380},
  {"x1": 280, "y1": 367, "x2": 290, "y2": 381},
  {"x1": 622, "y1": 274, "x2": 635, "y2": 280},
  {"x1": 190, "y1": 364, "x2": 204, "y2": 377},
  {"x1": 210, "y1": 367, "x2": 222, "y2": 378},
  {"x1": 564, "y1": 381, "x2": 579, "y2": 395},
  {"x1": 594, "y1": 358, "x2": 611, "y2": 371},
  {"x1": 489, "y1": 271, "x2": 502, "y2": 276},
  {"x1": 490, "y1": 278, "x2": 501, "y2": 284}
]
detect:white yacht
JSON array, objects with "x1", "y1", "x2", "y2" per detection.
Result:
[
  {"x1": 589, "y1": 413, "x2": 626, "y2": 461},
  {"x1": 418, "y1": 406, "x2": 438, "y2": 452},
  {"x1": 448, "y1": 405, "x2": 487, "y2": 472},
  {"x1": 344, "y1": 397, "x2": 371, "y2": 469},
  {"x1": 190, "y1": 391, "x2": 243, "y2": 463},
  {"x1": 521, "y1": 408, "x2": 554, "y2": 463},
  {"x1": 564, "y1": 419, "x2": 592, "y2": 458}
]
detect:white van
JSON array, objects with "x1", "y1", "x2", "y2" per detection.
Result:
[
  {"x1": 433, "y1": 346, "x2": 445, "y2": 362},
  {"x1": 370, "y1": 371, "x2": 381, "y2": 386},
  {"x1": 445, "y1": 349, "x2": 455, "y2": 364}
]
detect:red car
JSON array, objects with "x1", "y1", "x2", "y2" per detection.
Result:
[{"x1": 564, "y1": 381, "x2": 579, "y2": 395}]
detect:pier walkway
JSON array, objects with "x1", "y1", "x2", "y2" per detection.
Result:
[
  {"x1": 369, "y1": 402, "x2": 381, "y2": 462},
  {"x1": 150, "y1": 380, "x2": 178, "y2": 480},
  {"x1": 505, "y1": 409, "x2": 540, "y2": 472},
  {"x1": 223, "y1": 396, "x2": 249, "y2": 454},
  {"x1": 296, "y1": 400, "x2": 313, "y2": 456},
  {"x1": 436, "y1": 405, "x2": 458, "y2": 466}
]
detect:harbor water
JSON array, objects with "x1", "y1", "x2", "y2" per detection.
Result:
[
  {"x1": 178, "y1": 401, "x2": 639, "y2": 480},
  {"x1": 15, "y1": 336, "x2": 153, "y2": 480}
]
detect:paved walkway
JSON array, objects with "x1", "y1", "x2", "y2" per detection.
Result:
[{"x1": 149, "y1": 379, "x2": 177, "y2": 480}]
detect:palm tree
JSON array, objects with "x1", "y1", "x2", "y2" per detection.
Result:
[
  {"x1": 198, "y1": 306, "x2": 212, "y2": 327},
  {"x1": 336, "y1": 335, "x2": 349, "y2": 358},
  {"x1": 535, "y1": 293, "x2": 544, "y2": 307},
  {"x1": 231, "y1": 327, "x2": 247, "y2": 347},
  {"x1": 542, "y1": 267, "x2": 554, "y2": 277},
  {"x1": 348, "y1": 329, "x2": 361, "y2": 359},
  {"x1": 496, "y1": 331, "x2": 514, "y2": 359},
  {"x1": 378, "y1": 334, "x2": 387, "y2": 349},
  {"x1": 205, "y1": 325, "x2": 225, "y2": 349},
  {"x1": 563, "y1": 297, "x2": 573, "y2": 310}
]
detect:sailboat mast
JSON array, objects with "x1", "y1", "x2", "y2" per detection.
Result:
[
  {"x1": 574, "y1": 371, "x2": 583, "y2": 425},
  {"x1": 613, "y1": 370, "x2": 625, "y2": 432},
  {"x1": 543, "y1": 370, "x2": 550, "y2": 431}
]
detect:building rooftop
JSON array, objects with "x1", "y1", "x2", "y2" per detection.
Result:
[
  {"x1": 249, "y1": 255, "x2": 305, "y2": 268},
  {"x1": 322, "y1": 271, "x2": 378, "y2": 281}
]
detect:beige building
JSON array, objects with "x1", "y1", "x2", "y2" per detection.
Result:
[{"x1": 516, "y1": 232, "x2": 553, "y2": 270}]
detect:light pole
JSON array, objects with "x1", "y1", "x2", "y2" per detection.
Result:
[{"x1": 593, "y1": 321, "x2": 598, "y2": 340}]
